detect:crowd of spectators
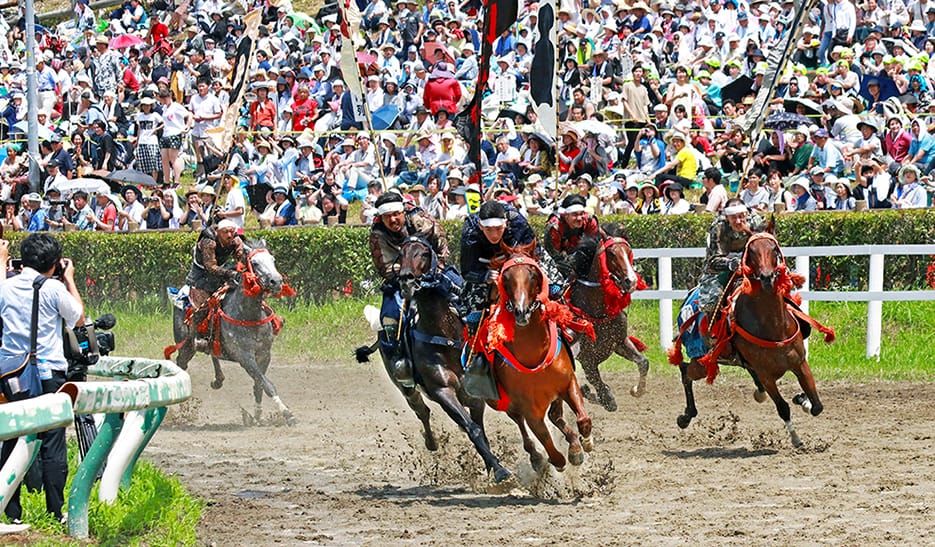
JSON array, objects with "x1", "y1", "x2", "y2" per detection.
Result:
[{"x1": 0, "y1": 0, "x2": 932, "y2": 235}]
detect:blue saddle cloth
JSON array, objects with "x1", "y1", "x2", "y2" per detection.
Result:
[{"x1": 677, "y1": 287, "x2": 708, "y2": 360}]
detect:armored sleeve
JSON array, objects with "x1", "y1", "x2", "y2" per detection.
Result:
[
  {"x1": 543, "y1": 215, "x2": 564, "y2": 260},
  {"x1": 369, "y1": 228, "x2": 397, "y2": 280},
  {"x1": 200, "y1": 239, "x2": 236, "y2": 280},
  {"x1": 414, "y1": 210, "x2": 449, "y2": 263},
  {"x1": 459, "y1": 217, "x2": 486, "y2": 283},
  {"x1": 705, "y1": 219, "x2": 736, "y2": 274}
]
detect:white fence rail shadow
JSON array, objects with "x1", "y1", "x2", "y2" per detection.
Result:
[{"x1": 631, "y1": 244, "x2": 935, "y2": 359}]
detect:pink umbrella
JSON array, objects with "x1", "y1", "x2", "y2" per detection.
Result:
[{"x1": 109, "y1": 34, "x2": 145, "y2": 49}]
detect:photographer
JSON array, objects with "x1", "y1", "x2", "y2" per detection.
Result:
[
  {"x1": 142, "y1": 189, "x2": 171, "y2": 230},
  {"x1": 0, "y1": 233, "x2": 84, "y2": 525},
  {"x1": 43, "y1": 188, "x2": 66, "y2": 232}
]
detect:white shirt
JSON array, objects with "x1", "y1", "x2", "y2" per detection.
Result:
[
  {"x1": 189, "y1": 92, "x2": 222, "y2": 138},
  {"x1": 224, "y1": 186, "x2": 246, "y2": 228},
  {"x1": 0, "y1": 267, "x2": 82, "y2": 371},
  {"x1": 162, "y1": 101, "x2": 190, "y2": 137}
]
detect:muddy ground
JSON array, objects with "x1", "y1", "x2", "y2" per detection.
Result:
[{"x1": 146, "y1": 359, "x2": 935, "y2": 546}]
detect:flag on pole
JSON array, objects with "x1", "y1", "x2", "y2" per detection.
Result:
[
  {"x1": 338, "y1": 0, "x2": 368, "y2": 127},
  {"x1": 529, "y1": 0, "x2": 556, "y2": 141},
  {"x1": 205, "y1": 9, "x2": 261, "y2": 153},
  {"x1": 456, "y1": 0, "x2": 519, "y2": 184}
]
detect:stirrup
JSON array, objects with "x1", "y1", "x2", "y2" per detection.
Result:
[
  {"x1": 193, "y1": 337, "x2": 210, "y2": 352},
  {"x1": 393, "y1": 358, "x2": 415, "y2": 388}
]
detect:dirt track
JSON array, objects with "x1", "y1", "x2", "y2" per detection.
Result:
[{"x1": 146, "y1": 359, "x2": 935, "y2": 546}]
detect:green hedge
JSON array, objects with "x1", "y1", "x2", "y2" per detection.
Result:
[{"x1": 5, "y1": 210, "x2": 934, "y2": 304}]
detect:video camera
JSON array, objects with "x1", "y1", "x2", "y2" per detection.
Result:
[{"x1": 65, "y1": 313, "x2": 116, "y2": 382}]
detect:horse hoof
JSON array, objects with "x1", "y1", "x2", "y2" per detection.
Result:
[
  {"x1": 753, "y1": 389, "x2": 767, "y2": 403},
  {"x1": 210, "y1": 379, "x2": 224, "y2": 390},
  {"x1": 424, "y1": 434, "x2": 439, "y2": 452},
  {"x1": 630, "y1": 384, "x2": 644, "y2": 398},
  {"x1": 283, "y1": 412, "x2": 298, "y2": 427},
  {"x1": 677, "y1": 414, "x2": 693, "y2": 429},
  {"x1": 241, "y1": 408, "x2": 255, "y2": 427},
  {"x1": 178, "y1": 362, "x2": 188, "y2": 371},
  {"x1": 568, "y1": 450, "x2": 585, "y2": 466},
  {"x1": 531, "y1": 455, "x2": 548, "y2": 475},
  {"x1": 580, "y1": 384, "x2": 599, "y2": 405},
  {"x1": 554, "y1": 464, "x2": 566, "y2": 473},
  {"x1": 811, "y1": 403, "x2": 824, "y2": 417},
  {"x1": 600, "y1": 395, "x2": 618, "y2": 412},
  {"x1": 790, "y1": 433, "x2": 803, "y2": 448},
  {"x1": 581, "y1": 435, "x2": 594, "y2": 452},
  {"x1": 493, "y1": 467, "x2": 512, "y2": 483}
]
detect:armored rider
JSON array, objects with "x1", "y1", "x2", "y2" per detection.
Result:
[
  {"x1": 697, "y1": 198, "x2": 766, "y2": 318},
  {"x1": 543, "y1": 194, "x2": 606, "y2": 278},
  {"x1": 369, "y1": 192, "x2": 450, "y2": 387},
  {"x1": 460, "y1": 200, "x2": 565, "y2": 398},
  {"x1": 186, "y1": 218, "x2": 244, "y2": 350}
]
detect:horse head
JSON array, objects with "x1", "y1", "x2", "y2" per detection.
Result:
[
  {"x1": 600, "y1": 236, "x2": 639, "y2": 294},
  {"x1": 244, "y1": 239, "x2": 284, "y2": 296},
  {"x1": 500, "y1": 255, "x2": 544, "y2": 327},
  {"x1": 397, "y1": 236, "x2": 436, "y2": 300},
  {"x1": 741, "y1": 233, "x2": 786, "y2": 293}
]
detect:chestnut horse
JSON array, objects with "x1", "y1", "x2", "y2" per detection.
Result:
[
  {"x1": 485, "y1": 245, "x2": 593, "y2": 472},
  {"x1": 671, "y1": 232, "x2": 833, "y2": 447},
  {"x1": 395, "y1": 237, "x2": 512, "y2": 482},
  {"x1": 567, "y1": 233, "x2": 649, "y2": 411}
]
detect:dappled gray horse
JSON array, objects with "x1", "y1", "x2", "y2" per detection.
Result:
[{"x1": 170, "y1": 240, "x2": 296, "y2": 426}]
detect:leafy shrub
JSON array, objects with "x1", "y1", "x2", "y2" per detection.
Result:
[{"x1": 5, "y1": 209, "x2": 933, "y2": 304}]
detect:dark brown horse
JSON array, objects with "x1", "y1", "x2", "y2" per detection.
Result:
[
  {"x1": 567, "y1": 234, "x2": 649, "y2": 411},
  {"x1": 671, "y1": 232, "x2": 833, "y2": 447},
  {"x1": 485, "y1": 245, "x2": 593, "y2": 472},
  {"x1": 395, "y1": 237, "x2": 511, "y2": 482}
]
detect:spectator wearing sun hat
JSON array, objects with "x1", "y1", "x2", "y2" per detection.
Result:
[
  {"x1": 271, "y1": 185, "x2": 297, "y2": 226},
  {"x1": 336, "y1": 132, "x2": 378, "y2": 202}
]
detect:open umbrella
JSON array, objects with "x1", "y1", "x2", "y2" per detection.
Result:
[
  {"x1": 764, "y1": 111, "x2": 813, "y2": 130},
  {"x1": 881, "y1": 37, "x2": 920, "y2": 57},
  {"x1": 859, "y1": 74, "x2": 900, "y2": 107},
  {"x1": 497, "y1": 108, "x2": 529, "y2": 124},
  {"x1": 783, "y1": 97, "x2": 823, "y2": 118},
  {"x1": 14, "y1": 121, "x2": 53, "y2": 141},
  {"x1": 286, "y1": 12, "x2": 318, "y2": 30},
  {"x1": 109, "y1": 34, "x2": 145, "y2": 49},
  {"x1": 575, "y1": 119, "x2": 616, "y2": 140},
  {"x1": 48, "y1": 177, "x2": 111, "y2": 196},
  {"x1": 372, "y1": 103, "x2": 400, "y2": 130},
  {"x1": 721, "y1": 75, "x2": 755, "y2": 105},
  {"x1": 356, "y1": 51, "x2": 377, "y2": 66},
  {"x1": 245, "y1": 182, "x2": 273, "y2": 214},
  {"x1": 105, "y1": 169, "x2": 157, "y2": 187}
]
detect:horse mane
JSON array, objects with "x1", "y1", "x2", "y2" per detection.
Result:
[
  {"x1": 573, "y1": 235, "x2": 601, "y2": 278},
  {"x1": 244, "y1": 238, "x2": 268, "y2": 252}
]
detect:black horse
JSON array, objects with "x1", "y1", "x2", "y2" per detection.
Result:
[{"x1": 389, "y1": 236, "x2": 511, "y2": 482}]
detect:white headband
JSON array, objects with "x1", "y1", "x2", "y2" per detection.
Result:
[
  {"x1": 479, "y1": 218, "x2": 507, "y2": 227},
  {"x1": 217, "y1": 219, "x2": 238, "y2": 230},
  {"x1": 723, "y1": 204, "x2": 748, "y2": 216},
  {"x1": 562, "y1": 204, "x2": 586, "y2": 214},
  {"x1": 377, "y1": 202, "x2": 405, "y2": 215}
]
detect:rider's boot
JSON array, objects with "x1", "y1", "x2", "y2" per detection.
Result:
[
  {"x1": 189, "y1": 308, "x2": 210, "y2": 352},
  {"x1": 463, "y1": 353, "x2": 500, "y2": 400},
  {"x1": 382, "y1": 324, "x2": 414, "y2": 388}
]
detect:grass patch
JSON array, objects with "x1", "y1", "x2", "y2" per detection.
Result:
[
  {"x1": 103, "y1": 296, "x2": 935, "y2": 381},
  {"x1": 12, "y1": 440, "x2": 203, "y2": 546}
]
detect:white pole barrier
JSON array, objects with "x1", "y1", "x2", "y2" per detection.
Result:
[
  {"x1": 795, "y1": 256, "x2": 810, "y2": 356},
  {"x1": 99, "y1": 410, "x2": 147, "y2": 504},
  {"x1": 658, "y1": 256, "x2": 673, "y2": 350},
  {"x1": 866, "y1": 253, "x2": 884, "y2": 360}
]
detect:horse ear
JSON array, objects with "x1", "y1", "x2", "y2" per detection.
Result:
[{"x1": 766, "y1": 215, "x2": 776, "y2": 235}]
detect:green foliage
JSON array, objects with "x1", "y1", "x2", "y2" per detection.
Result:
[
  {"x1": 13, "y1": 440, "x2": 203, "y2": 546},
  {"x1": 7, "y1": 210, "x2": 934, "y2": 305}
]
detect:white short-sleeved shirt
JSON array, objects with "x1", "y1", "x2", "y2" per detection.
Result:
[
  {"x1": 0, "y1": 268, "x2": 82, "y2": 371},
  {"x1": 190, "y1": 92, "x2": 222, "y2": 138},
  {"x1": 224, "y1": 186, "x2": 246, "y2": 228}
]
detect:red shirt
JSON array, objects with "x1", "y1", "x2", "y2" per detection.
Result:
[
  {"x1": 290, "y1": 97, "x2": 318, "y2": 131},
  {"x1": 885, "y1": 129, "x2": 912, "y2": 163}
]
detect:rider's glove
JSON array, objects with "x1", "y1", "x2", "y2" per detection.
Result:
[
  {"x1": 485, "y1": 269, "x2": 499, "y2": 284},
  {"x1": 728, "y1": 256, "x2": 742, "y2": 272}
]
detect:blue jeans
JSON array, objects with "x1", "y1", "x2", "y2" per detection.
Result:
[{"x1": 817, "y1": 31, "x2": 832, "y2": 66}]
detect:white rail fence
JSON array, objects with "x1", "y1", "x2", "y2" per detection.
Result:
[{"x1": 631, "y1": 244, "x2": 935, "y2": 359}]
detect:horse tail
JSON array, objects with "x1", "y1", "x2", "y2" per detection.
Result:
[
  {"x1": 354, "y1": 341, "x2": 380, "y2": 363},
  {"x1": 629, "y1": 336, "x2": 648, "y2": 353}
]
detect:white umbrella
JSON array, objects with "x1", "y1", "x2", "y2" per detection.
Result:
[
  {"x1": 575, "y1": 119, "x2": 617, "y2": 147},
  {"x1": 49, "y1": 177, "x2": 111, "y2": 196},
  {"x1": 13, "y1": 121, "x2": 54, "y2": 141}
]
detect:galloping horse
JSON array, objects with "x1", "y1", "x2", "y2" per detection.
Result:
[
  {"x1": 484, "y1": 243, "x2": 593, "y2": 472},
  {"x1": 670, "y1": 231, "x2": 834, "y2": 447},
  {"x1": 567, "y1": 232, "x2": 649, "y2": 411},
  {"x1": 167, "y1": 240, "x2": 297, "y2": 426},
  {"x1": 395, "y1": 237, "x2": 512, "y2": 482}
]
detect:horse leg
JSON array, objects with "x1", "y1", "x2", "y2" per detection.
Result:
[
  {"x1": 580, "y1": 352, "x2": 617, "y2": 412},
  {"x1": 210, "y1": 356, "x2": 225, "y2": 390},
  {"x1": 746, "y1": 367, "x2": 767, "y2": 403},
  {"x1": 430, "y1": 386, "x2": 511, "y2": 482},
  {"x1": 238, "y1": 354, "x2": 296, "y2": 426},
  {"x1": 759, "y1": 374, "x2": 802, "y2": 448},
  {"x1": 399, "y1": 385, "x2": 438, "y2": 451},
  {"x1": 526, "y1": 415, "x2": 566, "y2": 472},
  {"x1": 677, "y1": 359, "x2": 704, "y2": 429},
  {"x1": 791, "y1": 359, "x2": 824, "y2": 417},
  {"x1": 507, "y1": 410, "x2": 546, "y2": 474},
  {"x1": 564, "y1": 375, "x2": 593, "y2": 453},
  {"x1": 548, "y1": 400, "x2": 585, "y2": 466},
  {"x1": 176, "y1": 339, "x2": 195, "y2": 371},
  {"x1": 617, "y1": 336, "x2": 650, "y2": 398}
]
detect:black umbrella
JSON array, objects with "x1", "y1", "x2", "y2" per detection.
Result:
[
  {"x1": 106, "y1": 169, "x2": 157, "y2": 187},
  {"x1": 859, "y1": 75, "x2": 900, "y2": 107},
  {"x1": 721, "y1": 75, "x2": 755, "y2": 105},
  {"x1": 497, "y1": 108, "x2": 530, "y2": 124},
  {"x1": 763, "y1": 111, "x2": 813, "y2": 130}
]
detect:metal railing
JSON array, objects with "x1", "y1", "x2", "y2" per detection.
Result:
[{"x1": 632, "y1": 244, "x2": 935, "y2": 359}]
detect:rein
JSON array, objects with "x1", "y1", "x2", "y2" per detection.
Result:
[{"x1": 237, "y1": 248, "x2": 297, "y2": 299}]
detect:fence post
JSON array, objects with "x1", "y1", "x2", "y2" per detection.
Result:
[
  {"x1": 795, "y1": 255, "x2": 810, "y2": 355},
  {"x1": 68, "y1": 413, "x2": 124, "y2": 539},
  {"x1": 658, "y1": 256, "x2": 673, "y2": 350},
  {"x1": 867, "y1": 253, "x2": 884, "y2": 360}
]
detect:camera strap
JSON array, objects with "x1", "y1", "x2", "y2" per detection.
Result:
[{"x1": 30, "y1": 276, "x2": 48, "y2": 367}]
